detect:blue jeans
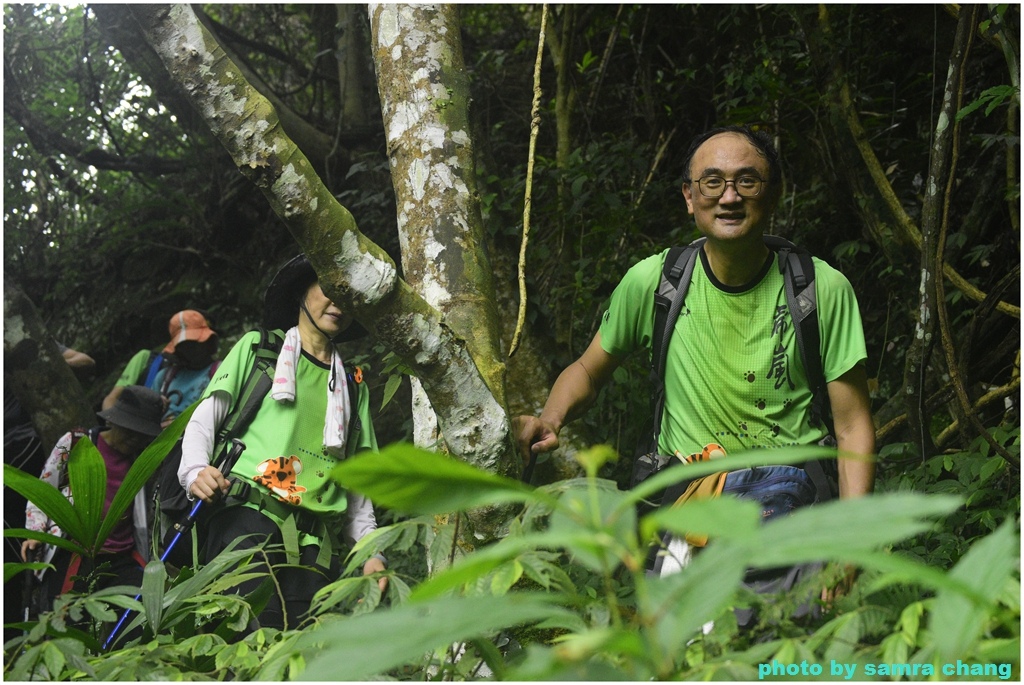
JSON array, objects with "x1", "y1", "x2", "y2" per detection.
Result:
[{"x1": 721, "y1": 465, "x2": 817, "y2": 522}]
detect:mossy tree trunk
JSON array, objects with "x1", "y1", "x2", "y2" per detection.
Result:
[
  {"x1": 368, "y1": 4, "x2": 509, "y2": 465},
  {"x1": 3, "y1": 281, "x2": 94, "y2": 452},
  {"x1": 129, "y1": 5, "x2": 519, "y2": 538}
]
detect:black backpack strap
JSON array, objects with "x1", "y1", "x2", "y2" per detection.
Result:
[
  {"x1": 772, "y1": 238, "x2": 836, "y2": 502},
  {"x1": 642, "y1": 239, "x2": 703, "y2": 460},
  {"x1": 213, "y1": 328, "x2": 284, "y2": 454}
]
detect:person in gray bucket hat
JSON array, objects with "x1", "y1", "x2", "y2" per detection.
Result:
[{"x1": 21, "y1": 385, "x2": 165, "y2": 637}]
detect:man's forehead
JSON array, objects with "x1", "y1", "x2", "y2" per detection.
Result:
[{"x1": 691, "y1": 133, "x2": 768, "y2": 170}]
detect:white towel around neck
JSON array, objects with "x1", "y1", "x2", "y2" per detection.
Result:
[{"x1": 271, "y1": 326, "x2": 350, "y2": 457}]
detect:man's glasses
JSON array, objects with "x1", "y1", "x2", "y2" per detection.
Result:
[{"x1": 693, "y1": 175, "x2": 765, "y2": 198}]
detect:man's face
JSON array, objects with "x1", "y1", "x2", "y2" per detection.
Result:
[{"x1": 682, "y1": 132, "x2": 777, "y2": 245}]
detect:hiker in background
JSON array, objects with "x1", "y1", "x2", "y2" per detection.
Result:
[
  {"x1": 514, "y1": 126, "x2": 874, "y2": 577},
  {"x1": 59, "y1": 343, "x2": 96, "y2": 377},
  {"x1": 103, "y1": 310, "x2": 220, "y2": 428},
  {"x1": 5, "y1": 342, "x2": 95, "y2": 640},
  {"x1": 178, "y1": 254, "x2": 386, "y2": 631},
  {"x1": 21, "y1": 386, "x2": 164, "y2": 612}
]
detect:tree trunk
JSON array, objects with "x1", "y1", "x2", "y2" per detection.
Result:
[
  {"x1": 128, "y1": 5, "x2": 519, "y2": 518},
  {"x1": 338, "y1": 4, "x2": 371, "y2": 130},
  {"x1": 368, "y1": 4, "x2": 508, "y2": 452},
  {"x1": 901, "y1": 8, "x2": 977, "y2": 458},
  {"x1": 3, "y1": 280, "x2": 94, "y2": 452}
]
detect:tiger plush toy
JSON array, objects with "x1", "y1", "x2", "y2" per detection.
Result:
[{"x1": 253, "y1": 456, "x2": 307, "y2": 505}]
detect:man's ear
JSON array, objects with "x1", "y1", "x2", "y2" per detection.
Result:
[{"x1": 681, "y1": 181, "x2": 696, "y2": 216}]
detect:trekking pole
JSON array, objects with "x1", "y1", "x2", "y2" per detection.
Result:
[
  {"x1": 21, "y1": 566, "x2": 34, "y2": 634},
  {"x1": 103, "y1": 438, "x2": 246, "y2": 650},
  {"x1": 521, "y1": 452, "x2": 536, "y2": 484}
]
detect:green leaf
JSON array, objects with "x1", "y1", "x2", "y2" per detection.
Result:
[
  {"x1": 331, "y1": 443, "x2": 538, "y2": 515},
  {"x1": 549, "y1": 485, "x2": 635, "y2": 572},
  {"x1": 3, "y1": 528, "x2": 88, "y2": 562},
  {"x1": 930, "y1": 519, "x2": 1020, "y2": 661},
  {"x1": 411, "y1": 529, "x2": 598, "y2": 601},
  {"x1": 642, "y1": 540, "x2": 750, "y2": 659},
  {"x1": 750, "y1": 493, "x2": 962, "y2": 568},
  {"x1": 641, "y1": 495, "x2": 762, "y2": 545},
  {"x1": 3, "y1": 560, "x2": 51, "y2": 584},
  {"x1": 142, "y1": 560, "x2": 168, "y2": 634},
  {"x1": 296, "y1": 593, "x2": 566, "y2": 681},
  {"x1": 381, "y1": 374, "x2": 402, "y2": 410},
  {"x1": 4, "y1": 466, "x2": 88, "y2": 547},
  {"x1": 489, "y1": 559, "x2": 523, "y2": 595},
  {"x1": 979, "y1": 456, "x2": 1006, "y2": 484},
  {"x1": 66, "y1": 436, "x2": 107, "y2": 552}
]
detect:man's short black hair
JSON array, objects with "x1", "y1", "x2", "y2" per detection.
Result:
[{"x1": 682, "y1": 126, "x2": 781, "y2": 183}]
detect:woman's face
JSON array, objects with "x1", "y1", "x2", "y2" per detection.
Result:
[
  {"x1": 300, "y1": 282, "x2": 352, "y2": 337},
  {"x1": 108, "y1": 424, "x2": 153, "y2": 457}
]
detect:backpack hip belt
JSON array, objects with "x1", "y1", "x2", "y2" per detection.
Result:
[{"x1": 226, "y1": 479, "x2": 341, "y2": 568}]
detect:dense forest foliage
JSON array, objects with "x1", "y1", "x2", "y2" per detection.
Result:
[{"x1": 3, "y1": 3, "x2": 1019, "y2": 680}]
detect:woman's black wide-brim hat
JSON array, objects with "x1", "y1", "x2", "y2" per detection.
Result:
[{"x1": 262, "y1": 253, "x2": 368, "y2": 341}]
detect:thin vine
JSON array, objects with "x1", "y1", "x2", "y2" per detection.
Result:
[{"x1": 509, "y1": 4, "x2": 549, "y2": 358}]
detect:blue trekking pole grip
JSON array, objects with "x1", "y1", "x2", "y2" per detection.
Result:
[{"x1": 103, "y1": 438, "x2": 246, "y2": 650}]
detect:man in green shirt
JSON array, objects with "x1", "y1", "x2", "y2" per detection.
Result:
[{"x1": 514, "y1": 126, "x2": 875, "y2": 501}]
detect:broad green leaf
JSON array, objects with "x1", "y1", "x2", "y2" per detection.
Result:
[
  {"x1": 3, "y1": 463, "x2": 87, "y2": 546},
  {"x1": 641, "y1": 495, "x2": 761, "y2": 545},
  {"x1": 411, "y1": 529, "x2": 602, "y2": 601},
  {"x1": 3, "y1": 528, "x2": 88, "y2": 562},
  {"x1": 66, "y1": 435, "x2": 107, "y2": 552},
  {"x1": 642, "y1": 540, "x2": 749, "y2": 659},
  {"x1": 142, "y1": 560, "x2": 168, "y2": 634},
  {"x1": 750, "y1": 493, "x2": 962, "y2": 567},
  {"x1": 930, "y1": 519, "x2": 1020, "y2": 661},
  {"x1": 344, "y1": 520, "x2": 421, "y2": 574},
  {"x1": 549, "y1": 485, "x2": 635, "y2": 572},
  {"x1": 381, "y1": 373, "x2": 402, "y2": 410},
  {"x1": 296, "y1": 593, "x2": 566, "y2": 681},
  {"x1": 3, "y1": 560, "x2": 51, "y2": 584},
  {"x1": 840, "y1": 549, "x2": 992, "y2": 604},
  {"x1": 332, "y1": 443, "x2": 539, "y2": 515},
  {"x1": 489, "y1": 559, "x2": 523, "y2": 595}
]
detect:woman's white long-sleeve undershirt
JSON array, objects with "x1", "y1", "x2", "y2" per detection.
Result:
[{"x1": 177, "y1": 392, "x2": 377, "y2": 546}]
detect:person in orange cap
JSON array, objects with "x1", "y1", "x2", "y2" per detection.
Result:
[{"x1": 103, "y1": 310, "x2": 220, "y2": 427}]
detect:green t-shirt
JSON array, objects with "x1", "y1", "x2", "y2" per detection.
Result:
[
  {"x1": 115, "y1": 349, "x2": 160, "y2": 387},
  {"x1": 599, "y1": 247, "x2": 867, "y2": 461},
  {"x1": 204, "y1": 331, "x2": 377, "y2": 537}
]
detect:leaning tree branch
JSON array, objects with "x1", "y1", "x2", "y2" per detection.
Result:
[
  {"x1": 130, "y1": 4, "x2": 513, "y2": 477},
  {"x1": 190, "y1": 7, "x2": 346, "y2": 174},
  {"x1": 935, "y1": 376, "x2": 1021, "y2": 458}
]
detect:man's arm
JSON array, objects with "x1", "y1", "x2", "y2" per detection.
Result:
[
  {"x1": 827, "y1": 364, "x2": 876, "y2": 499},
  {"x1": 61, "y1": 347, "x2": 95, "y2": 370},
  {"x1": 513, "y1": 332, "x2": 622, "y2": 463}
]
